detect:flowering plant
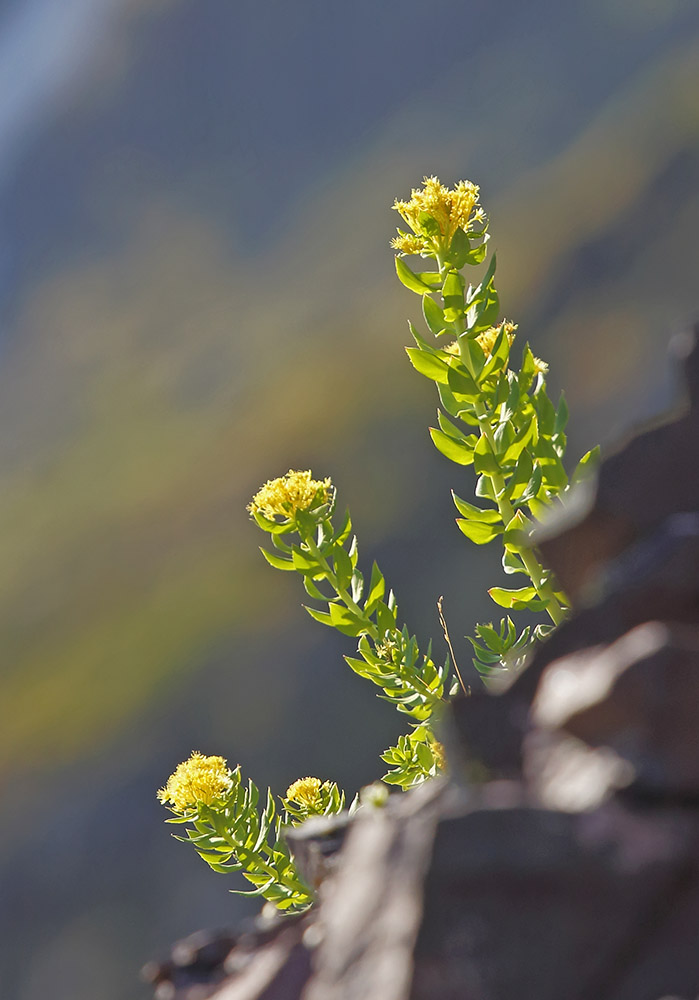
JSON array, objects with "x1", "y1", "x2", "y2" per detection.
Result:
[{"x1": 158, "y1": 177, "x2": 598, "y2": 911}]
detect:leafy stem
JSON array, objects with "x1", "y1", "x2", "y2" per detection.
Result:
[
  {"x1": 473, "y1": 400, "x2": 565, "y2": 626},
  {"x1": 304, "y1": 534, "x2": 379, "y2": 639}
]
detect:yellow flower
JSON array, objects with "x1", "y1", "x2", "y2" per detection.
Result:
[
  {"x1": 157, "y1": 751, "x2": 233, "y2": 813},
  {"x1": 248, "y1": 470, "x2": 331, "y2": 520},
  {"x1": 390, "y1": 232, "x2": 425, "y2": 256},
  {"x1": 532, "y1": 356, "x2": 549, "y2": 375},
  {"x1": 392, "y1": 176, "x2": 483, "y2": 255},
  {"x1": 432, "y1": 741, "x2": 447, "y2": 772},
  {"x1": 285, "y1": 776, "x2": 324, "y2": 809},
  {"x1": 443, "y1": 321, "x2": 516, "y2": 359},
  {"x1": 475, "y1": 320, "x2": 517, "y2": 357}
]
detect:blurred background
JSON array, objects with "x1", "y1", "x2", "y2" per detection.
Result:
[{"x1": 1, "y1": 0, "x2": 699, "y2": 997}]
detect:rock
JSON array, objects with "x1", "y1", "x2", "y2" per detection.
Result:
[
  {"x1": 412, "y1": 796, "x2": 699, "y2": 1000},
  {"x1": 144, "y1": 915, "x2": 313, "y2": 1000},
  {"x1": 284, "y1": 813, "x2": 351, "y2": 892},
  {"x1": 303, "y1": 779, "x2": 448, "y2": 1000},
  {"x1": 533, "y1": 621, "x2": 699, "y2": 798}
]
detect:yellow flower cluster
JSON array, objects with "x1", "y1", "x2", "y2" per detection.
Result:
[
  {"x1": 443, "y1": 321, "x2": 517, "y2": 359},
  {"x1": 158, "y1": 751, "x2": 233, "y2": 813},
  {"x1": 392, "y1": 176, "x2": 484, "y2": 256},
  {"x1": 375, "y1": 637, "x2": 399, "y2": 663},
  {"x1": 285, "y1": 776, "x2": 324, "y2": 808},
  {"x1": 248, "y1": 470, "x2": 331, "y2": 520},
  {"x1": 432, "y1": 741, "x2": 447, "y2": 772},
  {"x1": 475, "y1": 320, "x2": 517, "y2": 357}
]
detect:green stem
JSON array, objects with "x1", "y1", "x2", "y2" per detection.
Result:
[
  {"x1": 240, "y1": 852, "x2": 310, "y2": 897},
  {"x1": 228, "y1": 833, "x2": 311, "y2": 897},
  {"x1": 402, "y1": 671, "x2": 444, "y2": 707},
  {"x1": 474, "y1": 404, "x2": 565, "y2": 626},
  {"x1": 304, "y1": 534, "x2": 379, "y2": 639},
  {"x1": 437, "y1": 265, "x2": 566, "y2": 629},
  {"x1": 306, "y1": 533, "x2": 442, "y2": 707}
]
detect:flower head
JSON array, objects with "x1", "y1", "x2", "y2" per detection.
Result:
[
  {"x1": 392, "y1": 176, "x2": 483, "y2": 256},
  {"x1": 248, "y1": 470, "x2": 332, "y2": 521},
  {"x1": 476, "y1": 320, "x2": 517, "y2": 357},
  {"x1": 158, "y1": 751, "x2": 234, "y2": 813},
  {"x1": 283, "y1": 776, "x2": 344, "y2": 823},
  {"x1": 442, "y1": 321, "x2": 516, "y2": 360},
  {"x1": 532, "y1": 356, "x2": 549, "y2": 376},
  {"x1": 285, "y1": 776, "x2": 323, "y2": 809}
]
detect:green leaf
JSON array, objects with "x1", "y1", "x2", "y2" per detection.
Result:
[
  {"x1": 502, "y1": 548, "x2": 526, "y2": 576},
  {"x1": 422, "y1": 294, "x2": 448, "y2": 336},
  {"x1": 449, "y1": 229, "x2": 489, "y2": 269},
  {"x1": 418, "y1": 211, "x2": 441, "y2": 236},
  {"x1": 375, "y1": 600, "x2": 398, "y2": 634},
  {"x1": 437, "y1": 382, "x2": 465, "y2": 418},
  {"x1": 364, "y1": 562, "x2": 385, "y2": 613},
  {"x1": 416, "y1": 741, "x2": 435, "y2": 771},
  {"x1": 303, "y1": 575, "x2": 328, "y2": 600},
  {"x1": 465, "y1": 254, "x2": 498, "y2": 332},
  {"x1": 502, "y1": 415, "x2": 537, "y2": 465},
  {"x1": 481, "y1": 325, "x2": 511, "y2": 378},
  {"x1": 554, "y1": 393, "x2": 569, "y2": 434},
  {"x1": 259, "y1": 547, "x2": 295, "y2": 571},
  {"x1": 451, "y1": 493, "x2": 501, "y2": 523},
  {"x1": 505, "y1": 448, "x2": 534, "y2": 500},
  {"x1": 406, "y1": 347, "x2": 450, "y2": 384},
  {"x1": 535, "y1": 388, "x2": 556, "y2": 436},
  {"x1": 395, "y1": 256, "x2": 434, "y2": 294},
  {"x1": 333, "y1": 545, "x2": 354, "y2": 590},
  {"x1": 488, "y1": 586, "x2": 545, "y2": 610},
  {"x1": 529, "y1": 493, "x2": 552, "y2": 520},
  {"x1": 519, "y1": 344, "x2": 537, "y2": 391},
  {"x1": 446, "y1": 363, "x2": 480, "y2": 400},
  {"x1": 429, "y1": 427, "x2": 476, "y2": 465},
  {"x1": 408, "y1": 320, "x2": 434, "y2": 351},
  {"x1": 415, "y1": 271, "x2": 443, "y2": 286},
  {"x1": 304, "y1": 606, "x2": 334, "y2": 627},
  {"x1": 502, "y1": 510, "x2": 533, "y2": 551},
  {"x1": 328, "y1": 602, "x2": 368, "y2": 637},
  {"x1": 501, "y1": 373, "x2": 521, "y2": 421},
  {"x1": 442, "y1": 270, "x2": 464, "y2": 308},
  {"x1": 459, "y1": 336, "x2": 486, "y2": 379},
  {"x1": 473, "y1": 432, "x2": 500, "y2": 476},
  {"x1": 464, "y1": 241, "x2": 488, "y2": 265},
  {"x1": 468, "y1": 252, "x2": 496, "y2": 300},
  {"x1": 445, "y1": 227, "x2": 469, "y2": 268},
  {"x1": 493, "y1": 420, "x2": 515, "y2": 456},
  {"x1": 518, "y1": 464, "x2": 543, "y2": 505},
  {"x1": 535, "y1": 438, "x2": 568, "y2": 490},
  {"x1": 456, "y1": 519, "x2": 503, "y2": 544},
  {"x1": 291, "y1": 546, "x2": 319, "y2": 574},
  {"x1": 437, "y1": 410, "x2": 469, "y2": 441},
  {"x1": 475, "y1": 474, "x2": 497, "y2": 500},
  {"x1": 571, "y1": 446, "x2": 600, "y2": 485},
  {"x1": 331, "y1": 508, "x2": 352, "y2": 546},
  {"x1": 344, "y1": 655, "x2": 374, "y2": 679}
]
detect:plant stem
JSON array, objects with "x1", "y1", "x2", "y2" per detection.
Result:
[
  {"x1": 436, "y1": 265, "x2": 566, "y2": 628},
  {"x1": 474, "y1": 405, "x2": 565, "y2": 625},
  {"x1": 304, "y1": 534, "x2": 379, "y2": 639}
]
